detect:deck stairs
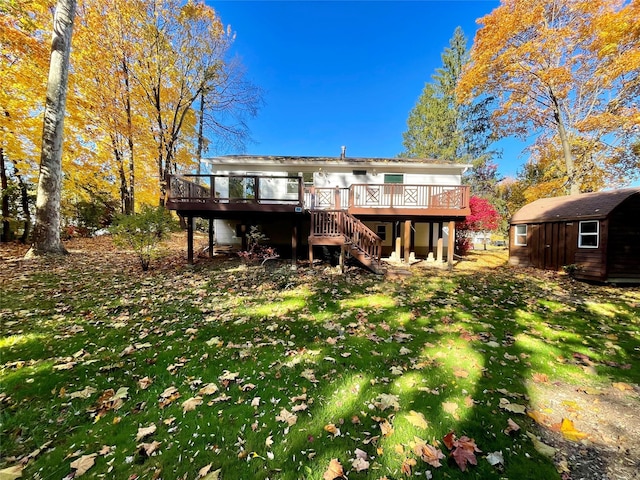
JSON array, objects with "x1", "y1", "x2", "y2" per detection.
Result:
[{"x1": 308, "y1": 210, "x2": 385, "y2": 274}]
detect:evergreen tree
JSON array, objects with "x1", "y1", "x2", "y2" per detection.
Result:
[{"x1": 401, "y1": 27, "x2": 500, "y2": 197}]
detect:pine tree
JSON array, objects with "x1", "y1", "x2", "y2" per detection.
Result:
[{"x1": 401, "y1": 27, "x2": 499, "y2": 197}]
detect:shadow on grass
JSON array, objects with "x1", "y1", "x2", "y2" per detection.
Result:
[{"x1": 1, "y1": 254, "x2": 638, "y2": 479}]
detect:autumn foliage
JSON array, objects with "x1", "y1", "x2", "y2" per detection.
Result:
[{"x1": 456, "y1": 196, "x2": 500, "y2": 255}]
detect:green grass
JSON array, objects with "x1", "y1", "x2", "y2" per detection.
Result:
[{"x1": 1, "y1": 247, "x2": 639, "y2": 480}]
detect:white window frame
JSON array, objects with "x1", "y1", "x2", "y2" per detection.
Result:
[
  {"x1": 578, "y1": 220, "x2": 599, "y2": 248},
  {"x1": 514, "y1": 224, "x2": 527, "y2": 246}
]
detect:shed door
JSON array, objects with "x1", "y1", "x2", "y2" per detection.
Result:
[{"x1": 531, "y1": 222, "x2": 569, "y2": 270}]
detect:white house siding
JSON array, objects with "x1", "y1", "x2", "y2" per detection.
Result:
[
  {"x1": 315, "y1": 171, "x2": 461, "y2": 188},
  {"x1": 214, "y1": 219, "x2": 241, "y2": 247}
]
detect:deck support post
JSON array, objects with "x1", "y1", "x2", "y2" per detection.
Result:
[
  {"x1": 208, "y1": 218, "x2": 214, "y2": 257},
  {"x1": 448, "y1": 220, "x2": 455, "y2": 268},
  {"x1": 339, "y1": 244, "x2": 345, "y2": 273},
  {"x1": 291, "y1": 219, "x2": 298, "y2": 267},
  {"x1": 187, "y1": 216, "x2": 194, "y2": 264},
  {"x1": 437, "y1": 238, "x2": 443, "y2": 263},
  {"x1": 404, "y1": 220, "x2": 411, "y2": 263}
]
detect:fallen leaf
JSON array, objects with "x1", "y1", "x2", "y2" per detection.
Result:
[
  {"x1": 405, "y1": 410, "x2": 428, "y2": 429},
  {"x1": 442, "y1": 401, "x2": 459, "y2": 418},
  {"x1": 0, "y1": 465, "x2": 23, "y2": 479},
  {"x1": 276, "y1": 408, "x2": 297, "y2": 426},
  {"x1": 324, "y1": 423, "x2": 341, "y2": 436},
  {"x1": 200, "y1": 469, "x2": 221, "y2": 480},
  {"x1": 526, "y1": 431, "x2": 556, "y2": 458},
  {"x1": 68, "y1": 386, "x2": 97, "y2": 399},
  {"x1": 197, "y1": 463, "x2": 212, "y2": 478},
  {"x1": 138, "y1": 377, "x2": 153, "y2": 390},
  {"x1": 182, "y1": 396, "x2": 203, "y2": 413},
  {"x1": 300, "y1": 369, "x2": 319, "y2": 383},
  {"x1": 136, "y1": 424, "x2": 157, "y2": 441},
  {"x1": 322, "y1": 458, "x2": 344, "y2": 480},
  {"x1": 70, "y1": 454, "x2": 97, "y2": 476},
  {"x1": 374, "y1": 393, "x2": 400, "y2": 411},
  {"x1": 499, "y1": 398, "x2": 526, "y2": 414},
  {"x1": 412, "y1": 437, "x2": 444, "y2": 467},
  {"x1": 532, "y1": 372, "x2": 549, "y2": 383},
  {"x1": 379, "y1": 419, "x2": 394, "y2": 437},
  {"x1": 401, "y1": 457, "x2": 417, "y2": 475},
  {"x1": 451, "y1": 436, "x2": 481, "y2": 472},
  {"x1": 612, "y1": 382, "x2": 633, "y2": 391},
  {"x1": 352, "y1": 455, "x2": 369, "y2": 472},
  {"x1": 503, "y1": 418, "x2": 520, "y2": 435},
  {"x1": 557, "y1": 418, "x2": 588, "y2": 442},
  {"x1": 527, "y1": 409, "x2": 551, "y2": 425},
  {"x1": 137, "y1": 440, "x2": 161, "y2": 456}
]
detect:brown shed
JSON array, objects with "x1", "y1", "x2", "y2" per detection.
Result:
[{"x1": 509, "y1": 188, "x2": 640, "y2": 283}]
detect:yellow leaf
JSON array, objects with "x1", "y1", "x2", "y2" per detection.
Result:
[
  {"x1": 612, "y1": 382, "x2": 633, "y2": 391},
  {"x1": 404, "y1": 410, "x2": 428, "y2": 429},
  {"x1": 559, "y1": 418, "x2": 588, "y2": 442}
]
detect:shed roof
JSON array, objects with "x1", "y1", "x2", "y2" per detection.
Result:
[{"x1": 510, "y1": 188, "x2": 640, "y2": 224}]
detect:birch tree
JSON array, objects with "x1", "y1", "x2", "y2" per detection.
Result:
[{"x1": 26, "y1": 0, "x2": 77, "y2": 257}]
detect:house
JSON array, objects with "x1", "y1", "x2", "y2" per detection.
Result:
[
  {"x1": 509, "y1": 188, "x2": 640, "y2": 283},
  {"x1": 165, "y1": 154, "x2": 471, "y2": 272}
]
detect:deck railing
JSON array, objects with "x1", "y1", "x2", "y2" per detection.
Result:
[
  {"x1": 168, "y1": 174, "x2": 469, "y2": 213},
  {"x1": 167, "y1": 174, "x2": 304, "y2": 205},
  {"x1": 303, "y1": 184, "x2": 468, "y2": 211},
  {"x1": 310, "y1": 210, "x2": 382, "y2": 262}
]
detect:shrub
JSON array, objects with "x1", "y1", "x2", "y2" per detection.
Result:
[
  {"x1": 110, "y1": 206, "x2": 178, "y2": 271},
  {"x1": 237, "y1": 225, "x2": 279, "y2": 265}
]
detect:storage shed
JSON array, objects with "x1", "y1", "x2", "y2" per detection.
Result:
[{"x1": 509, "y1": 188, "x2": 640, "y2": 283}]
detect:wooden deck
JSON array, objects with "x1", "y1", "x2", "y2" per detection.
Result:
[{"x1": 166, "y1": 174, "x2": 470, "y2": 217}]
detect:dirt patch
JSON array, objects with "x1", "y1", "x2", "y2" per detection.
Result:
[{"x1": 528, "y1": 381, "x2": 640, "y2": 480}]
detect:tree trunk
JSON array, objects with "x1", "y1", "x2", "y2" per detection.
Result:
[
  {"x1": 1, "y1": 147, "x2": 12, "y2": 242},
  {"x1": 26, "y1": 0, "x2": 76, "y2": 258},
  {"x1": 123, "y1": 55, "x2": 135, "y2": 214},
  {"x1": 16, "y1": 171, "x2": 31, "y2": 244},
  {"x1": 551, "y1": 89, "x2": 580, "y2": 195},
  {"x1": 196, "y1": 90, "x2": 205, "y2": 178}
]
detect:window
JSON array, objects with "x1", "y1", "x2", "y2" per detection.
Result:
[
  {"x1": 286, "y1": 178, "x2": 299, "y2": 194},
  {"x1": 384, "y1": 174, "x2": 403, "y2": 184},
  {"x1": 376, "y1": 224, "x2": 387, "y2": 241},
  {"x1": 352, "y1": 169, "x2": 367, "y2": 176},
  {"x1": 578, "y1": 220, "x2": 599, "y2": 248},
  {"x1": 514, "y1": 224, "x2": 527, "y2": 246}
]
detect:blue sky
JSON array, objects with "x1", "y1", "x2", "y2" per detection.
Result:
[{"x1": 209, "y1": 0, "x2": 529, "y2": 178}]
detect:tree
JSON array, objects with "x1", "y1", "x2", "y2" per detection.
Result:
[
  {"x1": 402, "y1": 27, "x2": 498, "y2": 165},
  {"x1": 458, "y1": 0, "x2": 640, "y2": 195},
  {"x1": 456, "y1": 196, "x2": 501, "y2": 254},
  {"x1": 26, "y1": 0, "x2": 77, "y2": 257}
]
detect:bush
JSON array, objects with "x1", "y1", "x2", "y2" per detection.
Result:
[
  {"x1": 110, "y1": 206, "x2": 178, "y2": 271},
  {"x1": 237, "y1": 225, "x2": 279, "y2": 265}
]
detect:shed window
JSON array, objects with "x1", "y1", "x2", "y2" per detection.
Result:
[
  {"x1": 376, "y1": 224, "x2": 387, "y2": 241},
  {"x1": 514, "y1": 225, "x2": 527, "y2": 246},
  {"x1": 578, "y1": 220, "x2": 599, "y2": 248}
]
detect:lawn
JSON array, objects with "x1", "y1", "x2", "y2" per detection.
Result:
[{"x1": 1, "y1": 237, "x2": 639, "y2": 480}]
